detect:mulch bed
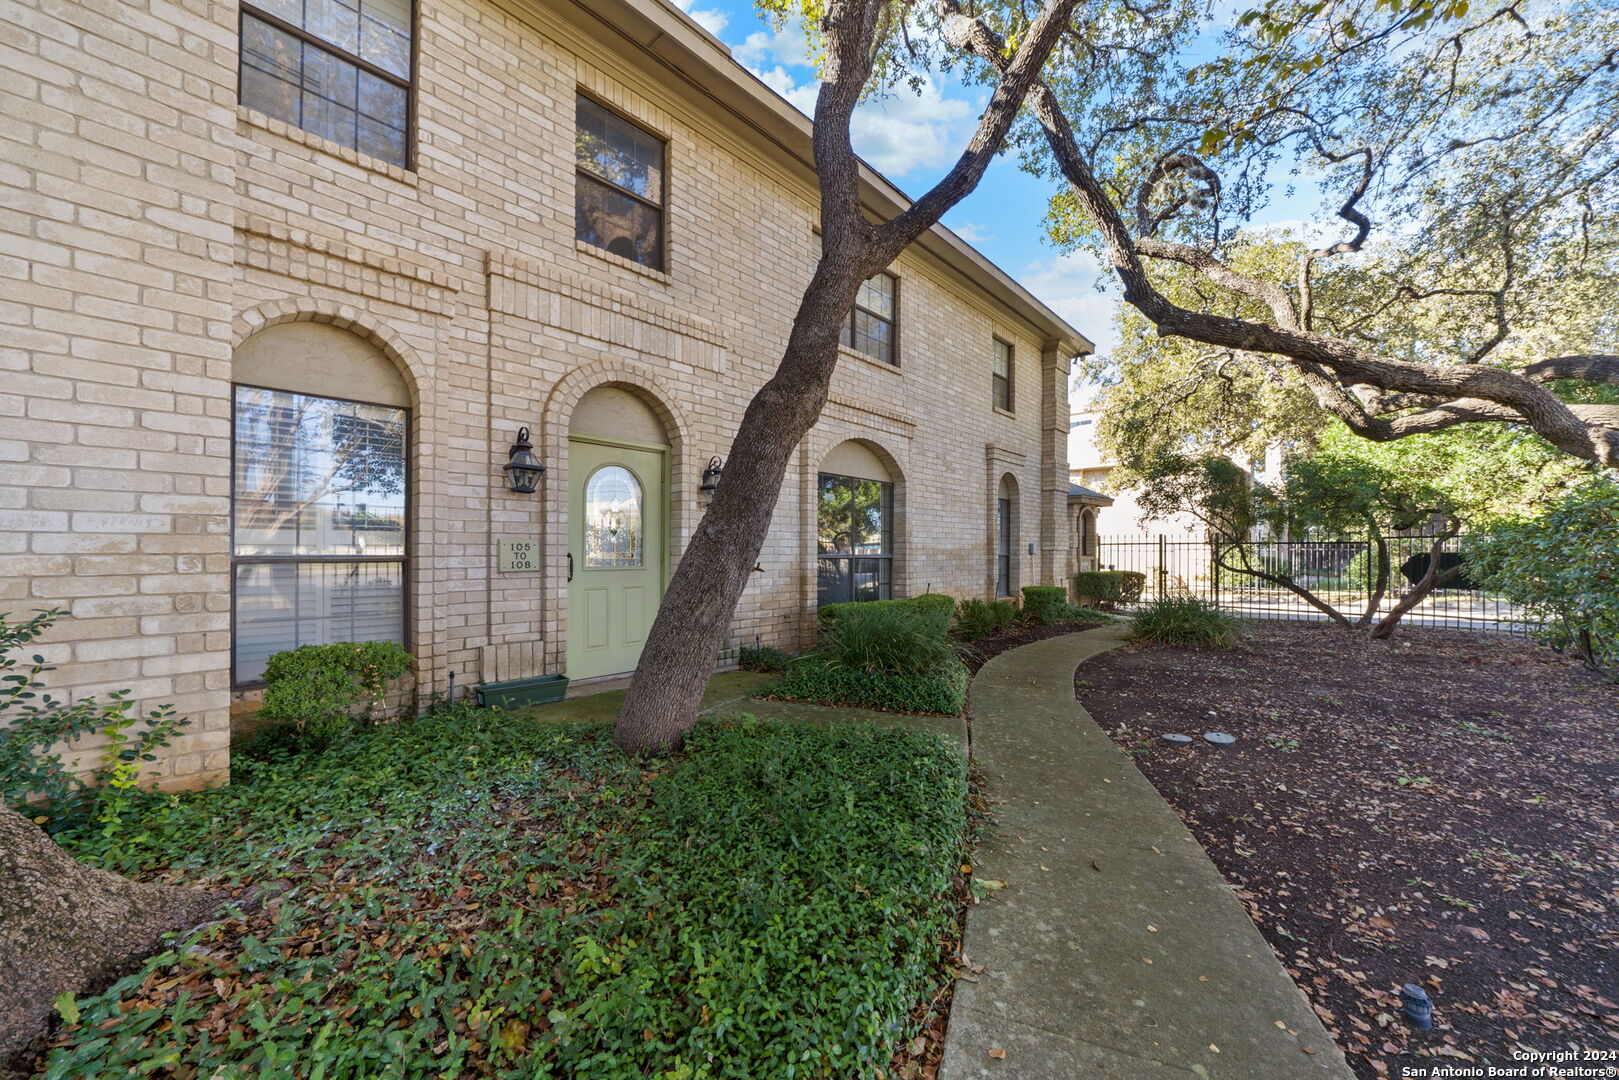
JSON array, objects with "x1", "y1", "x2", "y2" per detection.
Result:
[
  {"x1": 954, "y1": 616, "x2": 1112, "y2": 674},
  {"x1": 1075, "y1": 621, "x2": 1619, "y2": 1079}
]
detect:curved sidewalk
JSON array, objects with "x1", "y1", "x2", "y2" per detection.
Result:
[{"x1": 940, "y1": 625, "x2": 1354, "y2": 1079}]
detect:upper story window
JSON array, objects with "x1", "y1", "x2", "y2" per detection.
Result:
[
  {"x1": 992, "y1": 337, "x2": 1013, "y2": 411},
  {"x1": 576, "y1": 96, "x2": 666, "y2": 270},
  {"x1": 842, "y1": 272, "x2": 898, "y2": 366},
  {"x1": 239, "y1": 1, "x2": 412, "y2": 169}
]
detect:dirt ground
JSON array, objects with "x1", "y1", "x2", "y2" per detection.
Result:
[{"x1": 1076, "y1": 621, "x2": 1619, "y2": 1078}]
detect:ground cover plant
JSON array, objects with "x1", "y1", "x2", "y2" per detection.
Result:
[
  {"x1": 1078, "y1": 622, "x2": 1619, "y2": 1078},
  {"x1": 32, "y1": 711, "x2": 969, "y2": 1079},
  {"x1": 772, "y1": 596, "x2": 969, "y2": 714}
]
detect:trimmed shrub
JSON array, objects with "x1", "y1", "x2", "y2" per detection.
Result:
[
  {"x1": 1073, "y1": 570, "x2": 1147, "y2": 608},
  {"x1": 737, "y1": 644, "x2": 790, "y2": 673},
  {"x1": 1128, "y1": 596, "x2": 1241, "y2": 648},
  {"x1": 1021, "y1": 585, "x2": 1069, "y2": 626},
  {"x1": 953, "y1": 598, "x2": 1020, "y2": 640},
  {"x1": 258, "y1": 640, "x2": 412, "y2": 750}
]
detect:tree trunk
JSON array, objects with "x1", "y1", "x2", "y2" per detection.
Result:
[
  {"x1": 608, "y1": 0, "x2": 1080, "y2": 752},
  {"x1": 612, "y1": 268, "x2": 861, "y2": 752},
  {"x1": 0, "y1": 805, "x2": 221, "y2": 1076},
  {"x1": 1368, "y1": 526, "x2": 1463, "y2": 639},
  {"x1": 1354, "y1": 526, "x2": 1391, "y2": 630}
]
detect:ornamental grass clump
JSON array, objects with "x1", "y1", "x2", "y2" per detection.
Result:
[{"x1": 1128, "y1": 595, "x2": 1242, "y2": 648}]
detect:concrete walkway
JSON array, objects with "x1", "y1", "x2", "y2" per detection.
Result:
[{"x1": 940, "y1": 625, "x2": 1354, "y2": 1080}]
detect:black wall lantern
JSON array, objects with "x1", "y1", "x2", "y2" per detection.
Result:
[
  {"x1": 700, "y1": 456, "x2": 725, "y2": 502},
  {"x1": 502, "y1": 427, "x2": 545, "y2": 494}
]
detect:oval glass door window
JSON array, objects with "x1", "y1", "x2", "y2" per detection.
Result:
[{"x1": 584, "y1": 465, "x2": 643, "y2": 567}]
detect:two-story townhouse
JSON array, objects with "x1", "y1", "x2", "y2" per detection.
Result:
[{"x1": 0, "y1": 0, "x2": 1091, "y2": 788}]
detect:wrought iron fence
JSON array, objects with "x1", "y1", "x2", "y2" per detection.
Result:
[{"x1": 1095, "y1": 533, "x2": 1530, "y2": 631}]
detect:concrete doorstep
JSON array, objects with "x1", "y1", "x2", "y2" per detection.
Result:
[{"x1": 939, "y1": 625, "x2": 1355, "y2": 1080}]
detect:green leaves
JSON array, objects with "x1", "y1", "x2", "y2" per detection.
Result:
[
  {"x1": 53, "y1": 992, "x2": 79, "y2": 1026},
  {"x1": 1468, "y1": 481, "x2": 1619, "y2": 679},
  {"x1": 41, "y1": 711, "x2": 968, "y2": 1079},
  {"x1": 257, "y1": 640, "x2": 414, "y2": 751}
]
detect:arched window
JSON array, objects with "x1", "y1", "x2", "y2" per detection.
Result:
[
  {"x1": 817, "y1": 441, "x2": 895, "y2": 606},
  {"x1": 231, "y1": 323, "x2": 410, "y2": 685},
  {"x1": 1081, "y1": 508, "x2": 1097, "y2": 557}
]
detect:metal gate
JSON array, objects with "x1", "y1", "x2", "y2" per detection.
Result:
[{"x1": 1095, "y1": 533, "x2": 1528, "y2": 630}]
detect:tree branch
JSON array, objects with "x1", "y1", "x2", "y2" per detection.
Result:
[{"x1": 875, "y1": 0, "x2": 1080, "y2": 261}]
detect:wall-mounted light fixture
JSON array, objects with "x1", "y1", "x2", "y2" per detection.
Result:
[
  {"x1": 502, "y1": 427, "x2": 545, "y2": 494},
  {"x1": 699, "y1": 456, "x2": 724, "y2": 503}
]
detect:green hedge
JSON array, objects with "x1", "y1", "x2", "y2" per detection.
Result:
[
  {"x1": 818, "y1": 593, "x2": 954, "y2": 639},
  {"x1": 1073, "y1": 570, "x2": 1146, "y2": 606},
  {"x1": 1020, "y1": 585, "x2": 1068, "y2": 625}
]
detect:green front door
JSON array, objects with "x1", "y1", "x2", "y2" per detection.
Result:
[{"x1": 567, "y1": 438, "x2": 666, "y2": 680}]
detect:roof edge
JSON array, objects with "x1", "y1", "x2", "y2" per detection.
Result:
[{"x1": 572, "y1": 0, "x2": 1095, "y2": 357}]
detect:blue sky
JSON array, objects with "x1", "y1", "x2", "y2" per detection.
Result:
[{"x1": 668, "y1": 1, "x2": 1329, "y2": 358}]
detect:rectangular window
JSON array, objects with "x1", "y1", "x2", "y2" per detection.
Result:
[
  {"x1": 841, "y1": 272, "x2": 898, "y2": 365},
  {"x1": 232, "y1": 386, "x2": 408, "y2": 684},
  {"x1": 239, "y1": 0, "x2": 412, "y2": 168},
  {"x1": 993, "y1": 338, "x2": 1013, "y2": 411},
  {"x1": 816, "y1": 473, "x2": 894, "y2": 606},
  {"x1": 576, "y1": 95, "x2": 666, "y2": 270},
  {"x1": 996, "y1": 496, "x2": 1013, "y2": 597}
]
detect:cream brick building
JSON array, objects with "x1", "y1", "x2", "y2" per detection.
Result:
[{"x1": 0, "y1": 0, "x2": 1091, "y2": 787}]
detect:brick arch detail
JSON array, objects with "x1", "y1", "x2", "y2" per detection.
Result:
[
  {"x1": 540, "y1": 359, "x2": 691, "y2": 456},
  {"x1": 230, "y1": 299, "x2": 427, "y2": 406}
]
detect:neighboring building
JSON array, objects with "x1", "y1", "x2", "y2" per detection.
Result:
[
  {"x1": 1068, "y1": 404, "x2": 1203, "y2": 540},
  {"x1": 0, "y1": 0, "x2": 1091, "y2": 787},
  {"x1": 1068, "y1": 400, "x2": 1278, "y2": 545}
]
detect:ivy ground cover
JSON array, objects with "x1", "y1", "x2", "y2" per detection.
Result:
[{"x1": 35, "y1": 711, "x2": 968, "y2": 1080}]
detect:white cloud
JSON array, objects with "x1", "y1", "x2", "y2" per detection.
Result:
[
  {"x1": 850, "y1": 76, "x2": 976, "y2": 177},
  {"x1": 734, "y1": 22, "x2": 813, "y2": 69},
  {"x1": 946, "y1": 221, "x2": 992, "y2": 244},
  {"x1": 668, "y1": 0, "x2": 728, "y2": 35},
  {"x1": 746, "y1": 62, "x2": 979, "y2": 178},
  {"x1": 1015, "y1": 249, "x2": 1122, "y2": 351}
]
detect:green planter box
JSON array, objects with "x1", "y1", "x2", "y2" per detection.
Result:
[{"x1": 475, "y1": 674, "x2": 569, "y2": 708}]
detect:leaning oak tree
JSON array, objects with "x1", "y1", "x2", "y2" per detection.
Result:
[
  {"x1": 613, "y1": 0, "x2": 1124, "y2": 751},
  {"x1": 977, "y1": 0, "x2": 1619, "y2": 463}
]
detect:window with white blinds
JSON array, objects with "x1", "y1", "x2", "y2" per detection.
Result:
[{"x1": 232, "y1": 385, "x2": 408, "y2": 683}]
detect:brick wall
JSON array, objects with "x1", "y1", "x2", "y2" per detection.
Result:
[{"x1": 1, "y1": 0, "x2": 1076, "y2": 788}]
